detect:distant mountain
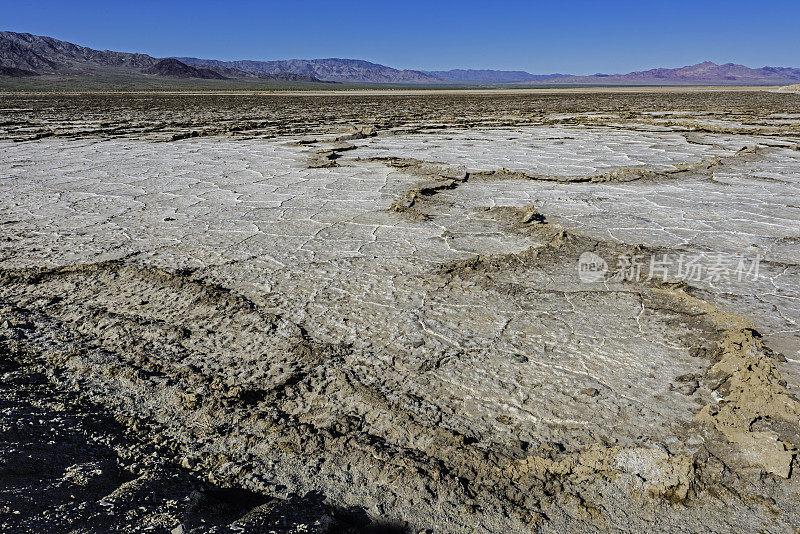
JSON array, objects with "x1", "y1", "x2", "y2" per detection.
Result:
[
  {"x1": 3, "y1": 31, "x2": 800, "y2": 86},
  {"x1": 0, "y1": 31, "x2": 156, "y2": 73},
  {"x1": 0, "y1": 31, "x2": 322, "y2": 82},
  {"x1": 424, "y1": 69, "x2": 571, "y2": 83},
  {"x1": 177, "y1": 59, "x2": 570, "y2": 84},
  {"x1": 437, "y1": 62, "x2": 800, "y2": 85},
  {"x1": 176, "y1": 57, "x2": 440, "y2": 83},
  {"x1": 142, "y1": 58, "x2": 226, "y2": 79},
  {"x1": 618, "y1": 61, "x2": 800, "y2": 83},
  {"x1": 543, "y1": 62, "x2": 800, "y2": 85}
]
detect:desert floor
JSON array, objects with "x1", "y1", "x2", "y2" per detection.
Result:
[{"x1": 1, "y1": 90, "x2": 799, "y2": 533}]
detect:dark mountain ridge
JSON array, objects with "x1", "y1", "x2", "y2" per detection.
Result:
[
  {"x1": 0, "y1": 31, "x2": 156, "y2": 73},
  {"x1": 142, "y1": 58, "x2": 226, "y2": 80},
  {"x1": 176, "y1": 57, "x2": 441, "y2": 83},
  {"x1": 0, "y1": 31, "x2": 322, "y2": 82}
]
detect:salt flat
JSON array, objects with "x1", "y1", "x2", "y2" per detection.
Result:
[{"x1": 0, "y1": 92, "x2": 799, "y2": 533}]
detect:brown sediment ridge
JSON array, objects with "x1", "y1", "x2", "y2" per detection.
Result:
[
  {"x1": 438, "y1": 226, "x2": 800, "y2": 481},
  {"x1": 371, "y1": 143, "x2": 773, "y2": 223},
  {"x1": 653, "y1": 286, "x2": 800, "y2": 479},
  {"x1": 372, "y1": 143, "x2": 770, "y2": 192},
  {"x1": 368, "y1": 157, "x2": 468, "y2": 220}
]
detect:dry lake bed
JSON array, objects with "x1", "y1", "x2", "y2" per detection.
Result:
[{"x1": 1, "y1": 90, "x2": 799, "y2": 533}]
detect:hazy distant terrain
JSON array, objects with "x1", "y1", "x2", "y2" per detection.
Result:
[
  {"x1": 562, "y1": 61, "x2": 800, "y2": 85},
  {"x1": 3, "y1": 31, "x2": 800, "y2": 87},
  {"x1": 423, "y1": 69, "x2": 572, "y2": 82}
]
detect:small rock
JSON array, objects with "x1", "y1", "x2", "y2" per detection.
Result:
[
  {"x1": 337, "y1": 125, "x2": 377, "y2": 140},
  {"x1": 521, "y1": 208, "x2": 547, "y2": 224}
]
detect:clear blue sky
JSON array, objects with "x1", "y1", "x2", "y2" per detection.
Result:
[{"x1": 4, "y1": 0, "x2": 799, "y2": 74}]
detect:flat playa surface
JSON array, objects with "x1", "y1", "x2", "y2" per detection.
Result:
[
  {"x1": 1, "y1": 91, "x2": 799, "y2": 533},
  {"x1": 0, "y1": 84, "x2": 778, "y2": 96}
]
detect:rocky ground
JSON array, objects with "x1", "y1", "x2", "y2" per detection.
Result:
[{"x1": 0, "y1": 91, "x2": 799, "y2": 533}]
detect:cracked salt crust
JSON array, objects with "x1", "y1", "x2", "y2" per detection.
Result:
[
  {"x1": 1, "y1": 127, "x2": 795, "y2": 426},
  {"x1": 0, "y1": 134, "x2": 719, "y2": 442},
  {"x1": 351, "y1": 128, "x2": 800, "y2": 361},
  {"x1": 1, "y1": 118, "x2": 799, "y2": 532},
  {"x1": 352, "y1": 126, "x2": 747, "y2": 176}
]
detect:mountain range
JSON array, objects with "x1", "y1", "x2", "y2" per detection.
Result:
[
  {"x1": 0, "y1": 31, "x2": 323, "y2": 82},
  {"x1": 3, "y1": 31, "x2": 800, "y2": 85},
  {"x1": 175, "y1": 57, "x2": 440, "y2": 83}
]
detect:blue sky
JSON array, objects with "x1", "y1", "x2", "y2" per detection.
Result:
[{"x1": 4, "y1": 0, "x2": 799, "y2": 74}]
